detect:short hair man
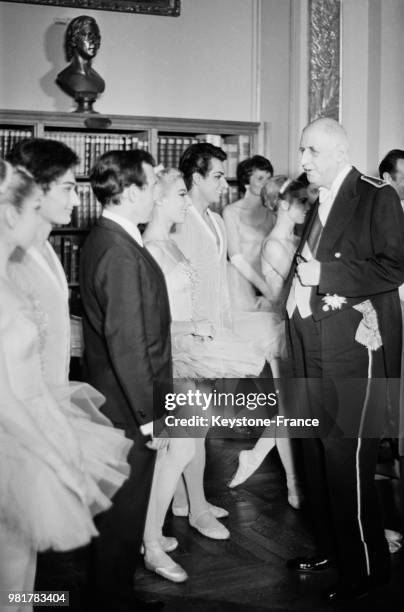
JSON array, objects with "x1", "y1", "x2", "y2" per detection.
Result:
[
  {"x1": 285, "y1": 118, "x2": 404, "y2": 602},
  {"x1": 176, "y1": 142, "x2": 230, "y2": 327},
  {"x1": 168, "y1": 142, "x2": 234, "y2": 539},
  {"x1": 80, "y1": 149, "x2": 171, "y2": 610},
  {"x1": 379, "y1": 149, "x2": 404, "y2": 205}
]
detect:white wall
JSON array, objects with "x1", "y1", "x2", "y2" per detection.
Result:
[
  {"x1": 259, "y1": 0, "x2": 292, "y2": 174},
  {"x1": 0, "y1": 0, "x2": 258, "y2": 120},
  {"x1": 341, "y1": 0, "x2": 374, "y2": 172},
  {"x1": 378, "y1": 0, "x2": 404, "y2": 164},
  {"x1": 2, "y1": 0, "x2": 403, "y2": 173},
  {"x1": 341, "y1": 0, "x2": 404, "y2": 174}
]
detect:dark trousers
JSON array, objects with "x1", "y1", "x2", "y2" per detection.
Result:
[
  {"x1": 34, "y1": 546, "x2": 90, "y2": 612},
  {"x1": 88, "y1": 426, "x2": 156, "y2": 611},
  {"x1": 287, "y1": 308, "x2": 390, "y2": 584},
  {"x1": 35, "y1": 427, "x2": 155, "y2": 612}
]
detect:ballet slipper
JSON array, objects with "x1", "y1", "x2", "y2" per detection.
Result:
[
  {"x1": 228, "y1": 449, "x2": 262, "y2": 488},
  {"x1": 286, "y1": 474, "x2": 304, "y2": 510},
  {"x1": 172, "y1": 502, "x2": 229, "y2": 519},
  {"x1": 384, "y1": 529, "x2": 403, "y2": 554},
  {"x1": 140, "y1": 535, "x2": 178, "y2": 555},
  {"x1": 189, "y1": 510, "x2": 230, "y2": 540},
  {"x1": 144, "y1": 546, "x2": 188, "y2": 583}
]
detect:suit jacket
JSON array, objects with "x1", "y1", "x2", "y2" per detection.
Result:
[
  {"x1": 79, "y1": 216, "x2": 172, "y2": 428},
  {"x1": 287, "y1": 167, "x2": 404, "y2": 377}
]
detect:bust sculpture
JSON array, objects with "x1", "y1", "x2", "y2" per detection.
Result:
[{"x1": 56, "y1": 15, "x2": 105, "y2": 113}]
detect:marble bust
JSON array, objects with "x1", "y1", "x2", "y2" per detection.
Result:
[{"x1": 56, "y1": 15, "x2": 105, "y2": 113}]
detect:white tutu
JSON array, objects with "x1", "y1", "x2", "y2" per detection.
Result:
[
  {"x1": 0, "y1": 429, "x2": 98, "y2": 551},
  {"x1": 173, "y1": 327, "x2": 265, "y2": 378},
  {"x1": 0, "y1": 384, "x2": 131, "y2": 552},
  {"x1": 52, "y1": 382, "x2": 132, "y2": 516},
  {"x1": 233, "y1": 311, "x2": 287, "y2": 362}
]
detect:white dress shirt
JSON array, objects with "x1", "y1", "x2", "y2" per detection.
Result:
[
  {"x1": 287, "y1": 165, "x2": 352, "y2": 318},
  {"x1": 102, "y1": 208, "x2": 144, "y2": 247}
]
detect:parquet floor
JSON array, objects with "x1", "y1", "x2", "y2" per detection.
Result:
[{"x1": 135, "y1": 435, "x2": 404, "y2": 612}]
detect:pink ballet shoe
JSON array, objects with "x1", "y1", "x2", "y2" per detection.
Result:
[
  {"x1": 172, "y1": 502, "x2": 229, "y2": 519},
  {"x1": 144, "y1": 548, "x2": 188, "y2": 583},
  {"x1": 189, "y1": 510, "x2": 230, "y2": 540},
  {"x1": 140, "y1": 535, "x2": 178, "y2": 555},
  {"x1": 228, "y1": 449, "x2": 262, "y2": 488}
]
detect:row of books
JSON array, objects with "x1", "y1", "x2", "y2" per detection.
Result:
[
  {"x1": 49, "y1": 234, "x2": 82, "y2": 285},
  {"x1": 1, "y1": 127, "x2": 252, "y2": 181},
  {"x1": 157, "y1": 134, "x2": 251, "y2": 178},
  {"x1": 72, "y1": 184, "x2": 103, "y2": 228},
  {"x1": 45, "y1": 132, "x2": 149, "y2": 177},
  {"x1": 0, "y1": 128, "x2": 33, "y2": 158}
]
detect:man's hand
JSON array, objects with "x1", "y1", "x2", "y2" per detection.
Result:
[
  {"x1": 297, "y1": 260, "x2": 321, "y2": 286},
  {"x1": 146, "y1": 436, "x2": 169, "y2": 451}
]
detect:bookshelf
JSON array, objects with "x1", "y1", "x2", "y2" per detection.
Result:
[{"x1": 0, "y1": 109, "x2": 260, "y2": 287}]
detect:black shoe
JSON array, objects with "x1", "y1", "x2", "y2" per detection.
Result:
[
  {"x1": 286, "y1": 555, "x2": 331, "y2": 572},
  {"x1": 324, "y1": 581, "x2": 370, "y2": 603},
  {"x1": 324, "y1": 576, "x2": 389, "y2": 604}
]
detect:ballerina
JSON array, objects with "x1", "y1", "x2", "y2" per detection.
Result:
[
  {"x1": 228, "y1": 177, "x2": 309, "y2": 509},
  {"x1": 141, "y1": 167, "x2": 266, "y2": 580},
  {"x1": 6, "y1": 140, "x2": 132, "y2": 607},
  {"x1": 0, "y1": 159, "x2": 130, "y2": 612}
]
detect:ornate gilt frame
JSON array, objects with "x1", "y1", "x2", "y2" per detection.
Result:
[
  {"x1": 308, "y1": 0, "x2": 341, "y2": 121},
  {"x1": 0, "y1": 1, "x2": 180, "y2": 17}
]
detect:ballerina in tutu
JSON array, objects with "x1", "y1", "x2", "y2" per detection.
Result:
[
  {"x1": 228, "y1": 177, "x2": 309, "y2": 509},
  {"x1": 8, "y1": 138, "x2": 131, "y2": 481},
  {"x1": 141, "y1": 167, "x2": 265, "y2": 579},
  {"x1": 0, "y1": 159, "x2": 131, "y2": 612},
  {"x1": 5, "y1": 142, "x2": 132, "y2": 604}
]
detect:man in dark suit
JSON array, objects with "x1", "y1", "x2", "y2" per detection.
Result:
[
  {"x1": 379, "y1": 149, "x2": 404, "y2": 207},
  {"x1": 80, "y1": 150, "x2": 171, "y2": 611},
  {"x1": 379, "y1": 149, "x2": 404, "y2": 488},
  {"x1": 285, "y1": 118, "x2": 404, "y2": 602}
]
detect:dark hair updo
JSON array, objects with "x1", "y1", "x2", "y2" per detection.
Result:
[{"x1": 237, "y1": 155, "x2": 273, "y2": 193}]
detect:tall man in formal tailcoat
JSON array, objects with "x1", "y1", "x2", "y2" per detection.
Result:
[
  {"x1": 285, "y1": 118, "x2": 404, "y2": 603},
  {"x1": 80, "y1": 149, "x2": 171, "y2": 612},
  {"x1": 379, "y1": 149, "x2": 404, "y2": 466}
]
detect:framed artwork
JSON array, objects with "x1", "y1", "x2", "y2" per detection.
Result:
[
  {"x1": 0, "y1": 1, "x2": 181, "y2": 17},
  {"x1": 308, "y1": 0, "x2": 340, "y2": 121}
]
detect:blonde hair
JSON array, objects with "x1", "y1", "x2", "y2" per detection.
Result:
[
  {"x1": 262, "y1": 174, "x2": 288, "y2": 211},
  {"x1": 154, "y1": 167, "x2": 184, "y2": 201},
  {"x1": 0, "y1": 159, "x2": 36, "y2": 210},
  {"x1": 262, "y1": 175, "x2": 308, "y2": 213}
]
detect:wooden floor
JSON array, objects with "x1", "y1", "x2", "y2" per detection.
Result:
[{"x1": 135, "y1": 435, "x2": 404, "y2": 612}]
